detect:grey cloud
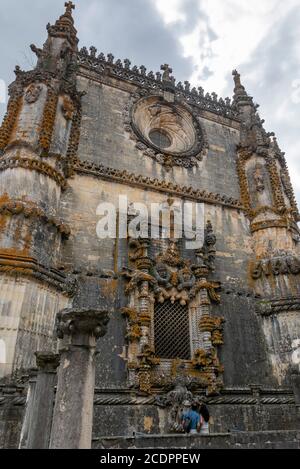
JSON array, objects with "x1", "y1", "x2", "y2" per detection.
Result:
[
  {"x1": 0, "y1": 0, "x2": 197, "y2": 116},
  {"x1": 0, "y1": 0, "x2": 299, "y2": 206},
  {"x1": 76, "y1": 0, "x2": 194, "y2": 79},
  {"x1": 230, "y1": 6, "x2": 300, "y2": 205}
]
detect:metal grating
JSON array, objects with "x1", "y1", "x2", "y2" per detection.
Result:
[{"x1": 154, "y1": 301, "x2": 191, "y2": 360}]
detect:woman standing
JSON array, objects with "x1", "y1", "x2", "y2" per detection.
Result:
[{"x1": 198, "y1": 403, "x2": 210, "y2": 435}]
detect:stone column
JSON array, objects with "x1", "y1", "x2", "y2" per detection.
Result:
[
  {"x1": 49, "y1": 308, "x2": 110, "y2": 450},
  {"x1": 19, "y1": 368, "x2": 37, "y2": 449},
  {"x1": 27, "y1": 352, "x2": 60, "y2": 449},
  {"x1": 190, "y1": 263, "x2": 212, "y2": 354}
]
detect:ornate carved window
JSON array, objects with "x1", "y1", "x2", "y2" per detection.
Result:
[
  {"x1": 122, "y1": 222, "x2": 224, "y2": 396},
  {"x1": 154, "y1": 301, "x2": 190, "y2": 360},
  {"x1": 124, "y1": 93, "x2": 208, "y2": 169}
]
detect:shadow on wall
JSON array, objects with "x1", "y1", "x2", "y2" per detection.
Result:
[{"x1": 0, "y1": 339, "x2": 6, "y2": 364}]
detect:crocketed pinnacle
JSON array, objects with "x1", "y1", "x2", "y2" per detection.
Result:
[
  {"x1": 232, "y1": 69, "x2": 253, "y2": 106},
  {"x1": 46, "y1": 2, "x2": 78, "y2": 48}
]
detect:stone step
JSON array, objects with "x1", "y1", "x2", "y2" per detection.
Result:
[{"x1": 93, "y1": 430, "x2": 300, "y2": 449}]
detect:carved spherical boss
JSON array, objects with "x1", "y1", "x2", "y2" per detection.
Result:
[{"x1": 127, "y1": 95, "x2": 207, "y2": 169}]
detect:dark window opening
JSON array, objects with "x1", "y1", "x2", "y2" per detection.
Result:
[{"x1": 149, "y1": 129, "x2": 172, "y2": 149}]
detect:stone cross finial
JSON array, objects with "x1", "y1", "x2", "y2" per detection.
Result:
[
  {"x1": 232, "y1": 69, "x2": 241, "y2": 87},
  {"x1": 65, "y1": 1, "x2": 75, "y2": 14},
  {"x1": 161, "y1": 64, "x2": 173, "y2": 82}
]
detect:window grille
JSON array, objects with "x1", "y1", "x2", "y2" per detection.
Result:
[{"x1": 154, "y1": 301, "x2": 191, "y2": 360}]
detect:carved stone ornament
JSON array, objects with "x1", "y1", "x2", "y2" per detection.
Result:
[
  {"x1": 56, "y1": 308, "x2": 110, "y2": 339},
  {"x1": 124, "y1": 92, "x2": 208, "y2": 169},
  {"x1": 120, "y1": 219, "x2": 224, "y2": 396},
  {"x1": 253, "y1": 165, "x2": 265, "y2": 193},
  {"x1": 35, "y1": 352, "x2": 60, "y2": 372},
  {"x1": 62, "y1": 95, "x2": 75, "y2": 120},
  {"x1": 78, "y1": 49, "x2": 239, "y2": 120},
  {"x1": 24, "y1": 83, "x2": 42, "y2": 104},
  {"x1": 251, "y1": 251, "x2": 300, "y2": 280}
]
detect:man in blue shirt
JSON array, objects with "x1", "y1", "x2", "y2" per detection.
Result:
[{"x1": 181, "y1": 401, "x2": 200, "y2": 434}]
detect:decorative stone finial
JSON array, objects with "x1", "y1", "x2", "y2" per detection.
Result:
[
  {"x1": 65, "y1": 1, "x2": 75, "y2": 15},
  {"x1": 45, "y1": 1, "x2": 78, "y2": 48},
  {"x1": 161, "y1": 64, "x2": 175, "y2": 93},
  {"x1": 232, "y1": 69, "x2": 253, "y2": 106},
  {"x1": 232, "y1": 69, "x2": 242, "y2": 86},
  {"x1": 161, "y1": 64, "x2": 173, "y2": 82}
]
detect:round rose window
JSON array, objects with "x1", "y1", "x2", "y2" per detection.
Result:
[{"x1": 131, "y1": 96, "x2": 204, "y2": 161}]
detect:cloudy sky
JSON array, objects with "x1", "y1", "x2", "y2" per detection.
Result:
[{"x1": 0, "y1": 0, "x2": 299, "y2": 205}]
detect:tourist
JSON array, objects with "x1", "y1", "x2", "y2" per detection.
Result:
[{"x1": 181, "y1": 401, "x2": 200, "y2": 435}]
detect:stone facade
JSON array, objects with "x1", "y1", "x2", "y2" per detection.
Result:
[{"x1": 0, "y1": 3, "x2": 299, "y2": 449}]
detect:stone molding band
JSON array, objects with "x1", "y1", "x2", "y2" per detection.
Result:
[
  {"x1": 256, "y1": 297, "x2": 300, "y2": 316},
  {"x1": 75, "y1": 160, "x2": 244, "y2": 210},
  {"x1": 0, "y1": 394, "x2": 295, "y2": 407},
  {"x1": 0, "y1": 157, "x2": 67, "y2": 189},
  {"x1": 0, "y1": 252, "x2": 76, "y2": 296},
  {"x1": 0, "y1": 199, "x2": 70, "y2": 238}
]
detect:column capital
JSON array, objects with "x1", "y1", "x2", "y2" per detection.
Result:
[
  {"x1": 56, "y1": 308, "x2": 110, "y2": 341},
  {"x1": 35, "y1": 352, "x2": 60, "y2": 373}
]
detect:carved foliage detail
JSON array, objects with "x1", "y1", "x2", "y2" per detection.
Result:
[{"x1": 0, "y1": 198, "x2": 71, "y2": 237}]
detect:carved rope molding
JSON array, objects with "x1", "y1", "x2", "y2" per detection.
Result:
[
  {"x1": 74, "y1": 160, "x2": 244, "y2": 210},
  {"x1": 0, "y1": 395, "x2": 295, "y2": 407},
  {"x1": 92, "y1": 395, "x2": 295, "y2": 406},
  {"x1": 0, "y1": 157, "x2": 67, "y2": 189},
  {"x1": 0, "y1": 388, "x2": 294, "y2": 407},
  {"x1": 0, "y1": 94, "x2": 23, "y2": 153},
  {"x1": 256, "y1": 297, "x2": 300, "y2": 316},
  {"x1": 39, "y1": 88, "x2": 58, "y2": 154}
]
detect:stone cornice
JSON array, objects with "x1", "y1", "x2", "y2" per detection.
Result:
[
  {"x1": 0, "y1": 199, "x2": 71, "y2": 238},
  {"x1": 74, "y1": 160, "x2": 244, "y2": 210},
  {"x1": 0, "y1": 386, "x2": 294, "y2": 407},
  {"x1": 77, "y1": 48, "x2": 240, "y2": 122},
  {"x1": 0, "y1": 252, "x2": 76, "y2": 296}
]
